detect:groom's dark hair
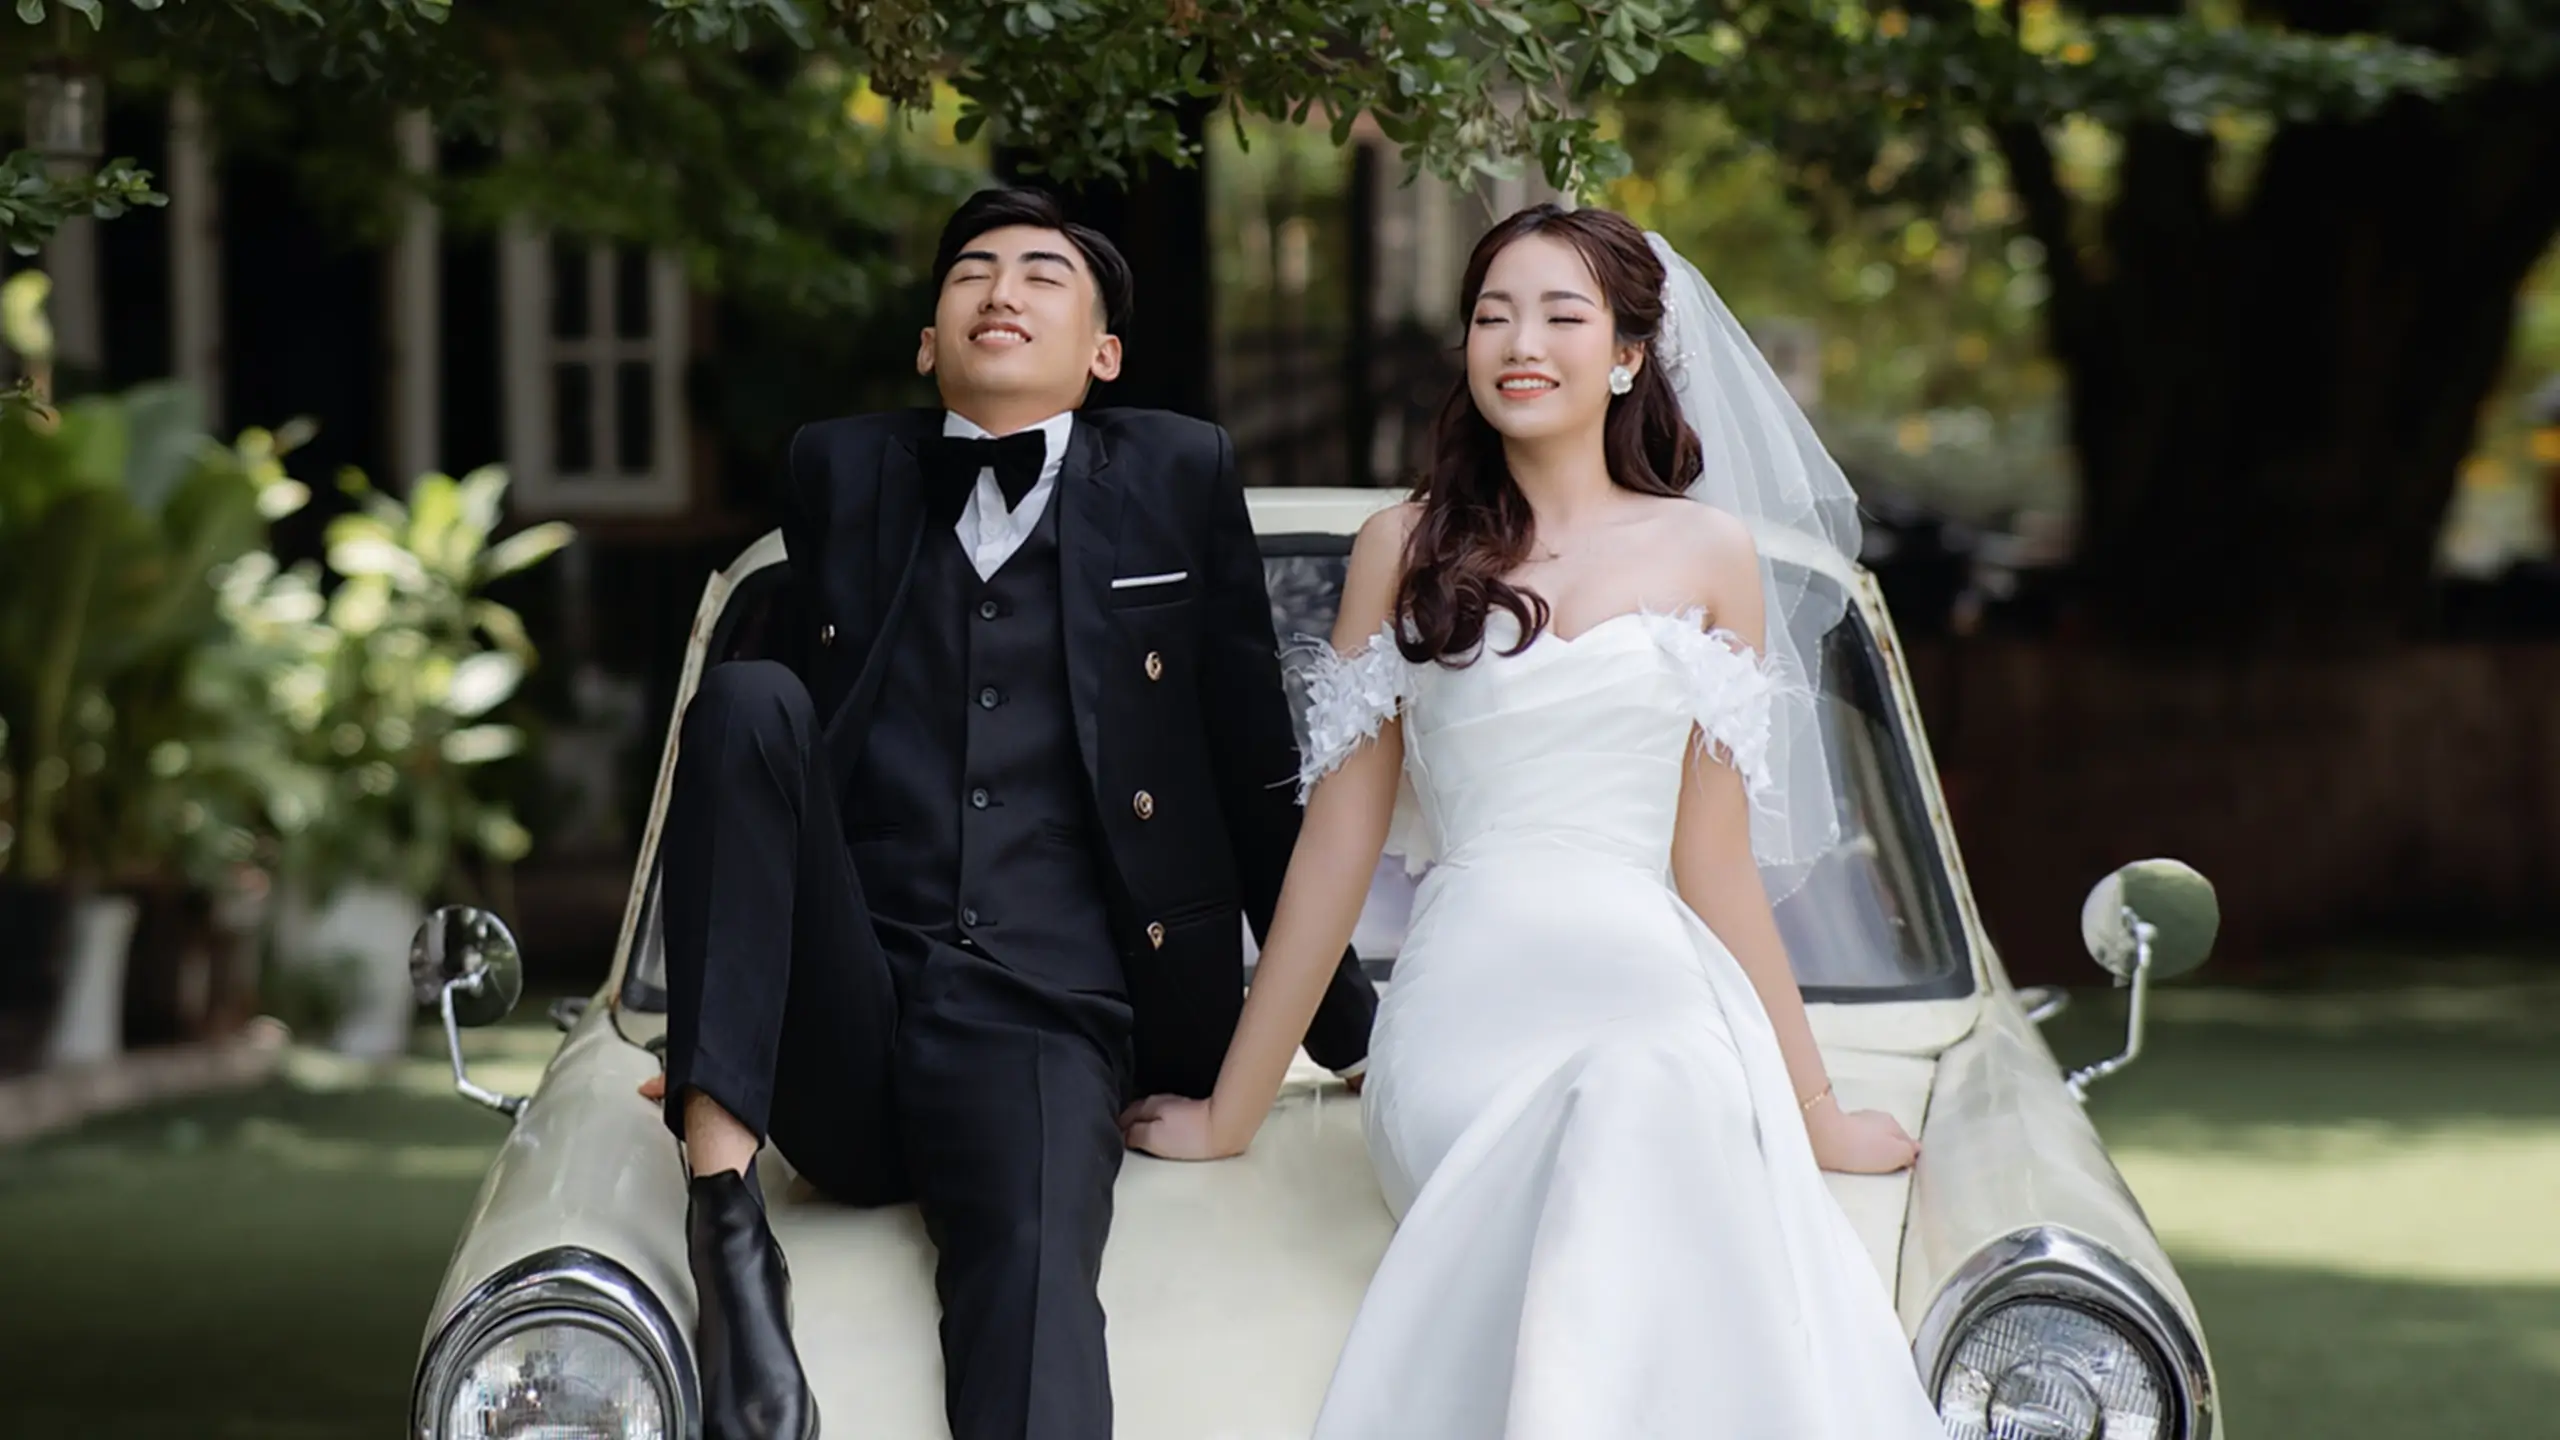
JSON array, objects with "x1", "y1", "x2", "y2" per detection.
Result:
[{"x1": 931, "y1": 187, "x2": 1134, "y2": 334}]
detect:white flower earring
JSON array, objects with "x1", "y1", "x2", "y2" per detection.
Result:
[{"x1": 1607, "y1": 364, "x2": 1635, "y2": 396}]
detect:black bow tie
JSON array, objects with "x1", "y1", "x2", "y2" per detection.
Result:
[{"x1": 923, "y1": 430, "x2": 1049, "y2": 512}]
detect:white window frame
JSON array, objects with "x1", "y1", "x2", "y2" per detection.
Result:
[{"x1": 499, "y1": 221, "x2": 691, "y2": 516}]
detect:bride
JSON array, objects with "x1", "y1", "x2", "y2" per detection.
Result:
[{"x1": 1120, "y1": 203, "x2": 1945, "y2": 1437}]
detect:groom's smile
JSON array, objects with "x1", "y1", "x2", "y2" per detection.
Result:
[{"x1": 968, "y1": 319, "x2": 1035, "y2": 347}]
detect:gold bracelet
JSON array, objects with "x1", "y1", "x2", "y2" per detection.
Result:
[{"x1": 1798, "y1": 1083, "x2": 1833, "y2": 1115}]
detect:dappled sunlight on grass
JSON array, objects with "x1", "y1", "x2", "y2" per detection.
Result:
[
  {"x1": 1, "y1": 982, "x2": 2552, "y2": 1436},
  {"x1": 2047, "y1": 979, "x2": 2560, "y2": 1433},
  {"x1": 2115, "y1": 1128, "x2": 2560, "y2": 1286},
  {"x1": 0, "y1": 1056, "x2": 517, "y2": 1438},
  {"x1": 2175, "y1": 1262, "x2": 2560, "y2": 1436}
]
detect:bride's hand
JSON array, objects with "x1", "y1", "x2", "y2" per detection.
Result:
[
  {"x1": 1807, "y1": 1104, "x2": 1920, "y2": 1174},
  {"x1": 1119, "y1": 1094, "x2": 1246, "y2": 1161}
]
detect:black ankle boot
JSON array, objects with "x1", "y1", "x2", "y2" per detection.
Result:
[{"x1": 688, "y1": 1169, "x2": 818, "y2": 1439}]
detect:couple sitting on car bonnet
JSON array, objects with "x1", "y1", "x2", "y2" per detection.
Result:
[{"x1": 643, "y1": 185, "x2": 1936, "y2": 1440}]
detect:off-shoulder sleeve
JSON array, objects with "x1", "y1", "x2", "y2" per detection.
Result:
[
  {"x1": 1287, "y1": 624, "x2": 1415, "y2": 801},
  {"x1": 1656, "y1": 618, "x2": 1784, "y2": 807}
]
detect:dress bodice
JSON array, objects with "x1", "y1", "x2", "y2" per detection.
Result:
[{"x1": 1294, "y1": 609, "x2": 1780, "y2": 874}]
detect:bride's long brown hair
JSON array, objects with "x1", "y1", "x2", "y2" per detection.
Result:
[{"x1": 1395, "y1": 204, "x2": 1703, "y2": 665}]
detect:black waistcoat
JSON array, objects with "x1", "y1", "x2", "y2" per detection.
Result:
[{"x1": 846, "y1": 496, "x2": 1124, "y2": 993}]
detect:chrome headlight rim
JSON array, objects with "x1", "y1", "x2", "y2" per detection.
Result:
[
  {"x1": 1914, "y1": 1225, "x2": 2215, "y2": 1440},
  {"x1": 412, "y1": 1245, "x2": 698, "y2": 1440}
]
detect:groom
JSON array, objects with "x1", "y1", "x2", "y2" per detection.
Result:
[{"x1": 654, "y1": 185, "x2": 1379, "y2": 1440}]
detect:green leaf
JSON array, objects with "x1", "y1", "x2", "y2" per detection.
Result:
[
  {"x1": 407, "y1": 471, "x2": 466, "y2": 578},
  {"x1": 471, "y1": 599, "x2": 533, "y2": 660},
  {"x1": 325, "y1": 575, "x2": 392, "y2": 638},
  {"x1": 475, "y1": 810, "x2": 533, "y2": 862},
  {"x1": 440, "y1": 724, "x2": 523, "y2": 765},
  {"x1": 14, "y1": 0, "x2": 44, "y2": 21},
  {"x1": 1668, "y1": 32, "x2": 1732, "y2": 66},
  {"x1": 256, "y1": 477, "x2": 311, "y2": 522},
  {"x1": 476, "y1": 521, "x2": 574, "y2": 583},
  {"x1": 445, "y1": 651, "x2": 524, "y2": 718}
]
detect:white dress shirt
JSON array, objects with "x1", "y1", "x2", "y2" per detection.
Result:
[{"x1": 946, "y1": 409, "x2": 1075, "y2": 581}]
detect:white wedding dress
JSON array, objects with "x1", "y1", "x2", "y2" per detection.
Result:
[{"x1": 1295, "y1": 606, "x2": 1945, "y2": 1440}]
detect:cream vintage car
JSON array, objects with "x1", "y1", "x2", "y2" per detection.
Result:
[{"x1": 407, "y1": 488, "x2": 2222, "y2": 1440}]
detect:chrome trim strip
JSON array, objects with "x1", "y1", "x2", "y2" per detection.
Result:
[
  {"x1": 411, "y1": 1245, "x2": 698, "y2": 1440},
  {"x1": 1914, "y1": 1225, "x2": 2217, "y2": 1440}
]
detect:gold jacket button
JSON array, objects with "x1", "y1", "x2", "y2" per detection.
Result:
[
  {"x1": 1143, "y1": 650, "x2": 1164, "y2": 681},
  {"x1": 1132, "y1": 790, "x2": 1156, "y2": 820},
  {"x1": 1146, "y1": 921, "x2": 1167, "y2": 949},
  {"x1": 819, "y1": 623, "x2": 837, "y2": 646}
]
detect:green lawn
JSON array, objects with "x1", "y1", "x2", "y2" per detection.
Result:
[
  {"x1": 2, "y1": 978, "x2": 2555, "y2": 1437},
  {"x1": 0, "y1": 1028, "x2": 558, "y2": 1440},
  {"x1": 2045, "y1": 974, "x2": 2560, "y2": 1437}
]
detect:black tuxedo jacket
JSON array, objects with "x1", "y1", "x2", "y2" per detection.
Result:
[{"x1": 776, "y1": 407, "x2": 1377, "y2": 1097}]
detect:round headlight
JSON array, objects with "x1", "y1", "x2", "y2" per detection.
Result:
[
  {"x1": 1934, "y1": 1298, "x2": 2168, "y2": 1440},
  {"x1": 443, "y1": 1313, "x2": 668, "y2": 1440},
  {"x1": 1916, "y1": 1228, "x2": 2214, "y2": 1440},
  {"x1": 416, "y1": 1248, "x2": 695, "y2": 1440}
]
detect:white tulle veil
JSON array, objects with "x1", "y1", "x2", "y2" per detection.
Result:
[{"x1": 1645, "y1": 233, "x2": 1859, "y2": 903}]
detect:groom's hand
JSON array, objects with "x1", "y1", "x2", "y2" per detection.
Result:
[{"x1": 1119, "y1": 1094, "x2": 1244, "y2": 1161}]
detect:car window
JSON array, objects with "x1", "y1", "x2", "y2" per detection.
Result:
[
  {"x1": 1261, "y1": 537, "x2": 1419, "y2": 966},
  {"x1": 624, "y1": 539, "x2": 1970, "y2": 1012},
  {"x1": 1770, "y1": 570, "x2": 1971, "y2": 997}
]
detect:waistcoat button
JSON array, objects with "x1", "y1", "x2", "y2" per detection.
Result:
[
  {"x1": 819, "y1": 623, "x2": 837, "y2": 646},
  {"x1": 1143, "y1": 650, "x2": 1164, "y2": 681},
  {"x1": 979, "y1": 599, "x2": 1000, "y2": 621},
  {"x1": 970, "y1": 787, "x2": 991, "y2": 809},
  {"x1": 978, "y1": 686, "x2": 1001, "y2": 709},
  {"x1": 1131, "y1": 790, "x2": 1155, "y2": 820},
  {"x1": 1145, "y1": 921, "x2": 1166, "y2": 949}
]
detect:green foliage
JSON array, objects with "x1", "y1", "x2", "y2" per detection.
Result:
[
  {"x1": 0, "y1": 382, "x2": 309, "y2": 884},
  {"x1": 697, "y1": 0, "x2": 1694, "y2": 193},
  {"x1": 209, "y1": 465, "x2": 570, "y2": 903},
  {"x1": 0, "y1": 289, "x2": 566, "y2": 903},
  {"x1": 1647, "y1": 1, "x2": 2472, "y2": 222},
  {"x1": 0, "y1": 1, "x2": 1710, "y2": 273},
  {"x1": 1611, "y1": 102, "x2": 2074, "y2": 520},
  {"x1": 0, "y1": 152, "x2": 163, "y2": 256}
]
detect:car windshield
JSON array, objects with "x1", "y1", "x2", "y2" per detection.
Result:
[
  {"x1": 1262, "y1": 539, "x2": 1972, "y2": 1002},
  {"x1": 624, "y1": 538, "x2": 1972, "y2": 1014}
]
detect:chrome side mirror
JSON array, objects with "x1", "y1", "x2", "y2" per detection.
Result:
[
  {"x1": 2066, "y1": 859, "x2": 2218, "y2": 1101},
  {"x1": 410, "y1": 904, "x2": 528, "y2": 1118}
]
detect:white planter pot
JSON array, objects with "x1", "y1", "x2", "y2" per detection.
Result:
[
  {"x1": 43, "y1": 892, "x2": 140, "y2": 1067},
  {"x1": 273, "y1": 880, "x2": 427, "y2": 1060}
]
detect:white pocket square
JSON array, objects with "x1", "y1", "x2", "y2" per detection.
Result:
[{"x1": 1110, "y1": 570, "x2": 1190, "y2": 590}]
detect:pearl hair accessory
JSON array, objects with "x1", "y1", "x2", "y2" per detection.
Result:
[{"x1": 1652, "y1": 293, "x2": 1697, "y2": 392}]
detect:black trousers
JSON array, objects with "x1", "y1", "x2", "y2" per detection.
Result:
[{"x1": 659, "y1": 660, "x2": 1132, "y2": 1440}]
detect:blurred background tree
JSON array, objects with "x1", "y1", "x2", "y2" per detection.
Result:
[{"x1": 1641, "y1": 0, "x2": 2557, "y2": 649}]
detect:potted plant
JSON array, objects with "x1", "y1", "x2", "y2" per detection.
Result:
[
  {"x1": 260, "y1": 465, "x2": 571, "y2": 1058},
  {"x1": 0, "y1": 347, "x2": 305, "y2": 1070}
]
